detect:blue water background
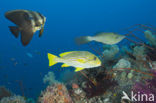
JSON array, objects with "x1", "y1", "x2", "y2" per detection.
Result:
[{"x1": 0, "y1": 0, "x2": 156, "y2": 99}]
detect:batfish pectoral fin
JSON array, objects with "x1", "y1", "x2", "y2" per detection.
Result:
[
  {"x1": 21, "y1": 29, "x2": 34, "y2": 46},
  {"x1": 39, "y1": 27, "x2": 44, "y2": 37},
  {"x1": 39, "y1": 24, "x2": 45, "y2": 37},
  {"x1": 61, "y1": 64, "x2": 70, "y2": 67},
  {"x1": 75, "y1": 67, "x2": 84, "y2": 72},
  {"x1": 9, "y1": 26, "x2": 20, "y2": 38}
]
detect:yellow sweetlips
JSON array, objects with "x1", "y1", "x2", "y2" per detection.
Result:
[{"x1": 47, "y1": 51, "x2": 101, "y2": 72}]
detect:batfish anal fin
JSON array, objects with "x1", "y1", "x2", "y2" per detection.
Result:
[
  {"x1": 21, "y1": 29, "x2": 34, "y2": 46},
  {"x1": 9, "y1": 26, "x2": 20, "y2": 38}
]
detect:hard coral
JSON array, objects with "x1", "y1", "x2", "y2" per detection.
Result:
[{"x1": 39, "y1": 83, "x2": 73, "y2": 103}]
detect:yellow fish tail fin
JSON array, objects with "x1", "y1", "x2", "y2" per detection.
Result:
[
  {"x1": 75, "y1": 67, "x2": 84, "y2": 72},
  {"x1": 47, "y1": 53, "x2": 58, "y2": 66}
]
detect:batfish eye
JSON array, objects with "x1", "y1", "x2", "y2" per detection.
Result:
[{"x1": 35, "y1": 22, "x2": 41, "y2": 26}]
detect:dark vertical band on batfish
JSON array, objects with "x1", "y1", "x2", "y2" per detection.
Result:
[
  {"x1": 29, "y1": 11, "x2": 42, "y2": 26},
  {"x1": 39, "y1": 26, "x2": 44, "y2": 37}
]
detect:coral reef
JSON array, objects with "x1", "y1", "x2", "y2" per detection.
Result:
[
  {"x1": 133, "y1": 46, "x2": 146, "y2": 60},
  {"x1": 2, "y1": 24, "x2": 156, "y2": 103},
  {"x1": 39, "y1": 27, "x2": 156, "y2": 103},
  {"x1": 132, "y1": 70, "x2": 156, "y2": 103},
  {"x1": 43, "y1": 72, "x2": 59, "y2": 85},
  {"x1": 102, "y1": 45, "x2": 119, "y2": 61},
  {"x1": 0, "y1": 95, "x2": 26, "y2": 103},
  {"x1": 113, "y1": 58, "x2": 131, "y2": 69},
  {"x1": 144, "y1": 30, "x2": 156, "y2": 47},
  {"x1": 38, "y1": 83, "x2": 73, "y2": 103}
]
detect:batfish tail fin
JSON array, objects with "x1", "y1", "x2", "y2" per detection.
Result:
[
  {"x1": 9, "y1": 26, "x2": 20, "y2": 38},
  {"x1": 75, "y1": 36, "x2": 91, "y2": 45},
  {"x1": 21, "y1": 29, "x2": 34, "y2": 46},
  {"x1": 47, "y1": 53, "x2": 59, "y2": 67}
]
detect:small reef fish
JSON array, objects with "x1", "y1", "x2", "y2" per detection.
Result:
[
  {"x1": 5, "y1": 9, "x2": 46, "y2": 46},
  {"x1": 26, "y1": 52, "x2": 33, "y2": 58},
  {"x1": 47, "y1": 51, "x2": 101, "y2": 72},
  {"x1": 75, "y1": 32, "x2": 125, "y2": 45}
]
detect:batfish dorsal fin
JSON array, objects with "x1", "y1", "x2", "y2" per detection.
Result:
[
  {"x1": 21, "y1": 29, "x2": 34, "y2": 46},
  {"x1": 5, "y1": 10, "x2": 29, "y2": 26},
  {"x1": 59, "y1": 52, "x2": 73, "y2": 57}
]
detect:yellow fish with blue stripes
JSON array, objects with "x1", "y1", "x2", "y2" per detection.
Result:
[{"x1": 47, "y1": 51, "x2": 101, "y2": 72}]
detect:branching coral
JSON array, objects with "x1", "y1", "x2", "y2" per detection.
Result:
[{"x1": 39, "y1": 83, "x2": 73, "y2": 103}]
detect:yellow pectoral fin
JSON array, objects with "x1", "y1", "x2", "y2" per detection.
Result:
[
  {"x1": 61, "y1": 64, "x2": 70, "y2": 67},
  {"x1": 75, "y1": 67, "x2": 84, "y2": 72},
  {"x1": 59, "y1": 52, "x2": 73, "y2": 57}
]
